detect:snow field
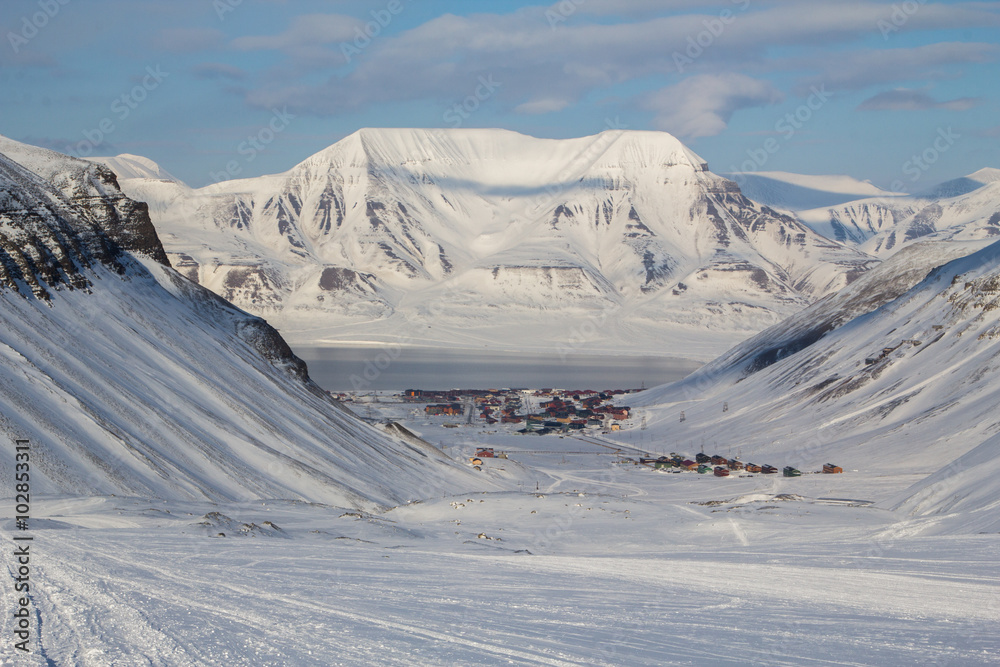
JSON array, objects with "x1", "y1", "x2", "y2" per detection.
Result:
[{"x1": 3, "y1": 434, "x2": 997, "y2": 666}]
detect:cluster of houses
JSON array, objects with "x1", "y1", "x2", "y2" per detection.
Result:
[
  {"x1": 520, "y1": 392, "x2": 631, "y2": 434},
  {"x1": 407, "y1": 387, "x2": 638, "y2": 432},
  {"x1": 637, "y1": 452, "x2": 844, "y2": 477}
]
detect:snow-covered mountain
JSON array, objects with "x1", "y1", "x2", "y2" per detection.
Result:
[
  {"x1": 93, "y1": 129, "x2": 876, "y2": 357},
  {"x1": 0, "y1": 135, "x2": 479, "y2": 508},
  {"x1": 90, "y1": 153, "x2": 181, "y2": 182},
  {"x1": 724, "y1": 171, "x2": 903, "y2": 212},
  {"x1": 797, "y1": 167, "x2": 1000, "y2": 254},
  {"x1": 630, "y1": 239, "x2": 1000, "y2": 534},
  {"x1": 921, "y1": 167, "x2": 1000, "y2": 199}
]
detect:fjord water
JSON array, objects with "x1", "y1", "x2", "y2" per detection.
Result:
[{"x1": 295, "y1": 346, "x2": 702, "y2": 392}]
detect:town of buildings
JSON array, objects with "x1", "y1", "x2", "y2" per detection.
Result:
[{"x1": 402, "y1": 387, "x2": 637, "y2": 434}]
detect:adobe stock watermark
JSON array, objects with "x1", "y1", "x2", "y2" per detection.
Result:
[
  {"x1": 341, "y1": 0, "x2": 412, "y2": 64},
  {"x1": 854, "y1": 126, "x2": 962, "y2": 208},
  {"x1": 728, "y1": 85, "x2": 832, "y2": 181},
  {"x1": 510, "y1": 115, "x2": 628, "y2": 224},
  {"x1": 546, "y1": 0, "x2": 587, "y2": 29},
  {"x1": 209, "y1": 107, "x2": 295, "y2": 183},
  {"x1": 7, "y1": 0, "x2": 72, "y2": 54},
  {"x1": 214, "y1": 0, "x2": 244, "y2": 21},
  {"x1": 443, "y1": 75, "x2": 502, "y2": 128},
  {"x1": 65, "y1": 66, "x2": 170, "y2": 159},
  {"x1": 877, "y1": 0, "x2": 928, "y2": 40},
  {"x1": 556, "y1": 304, "x2": 618, "y2": 361},
  {"x1": 348, "y1": 281, "x2": 465, "y2": 391},
  {"x1": 895, "y1": 126, "x2": 959, "y2": 190},
  {"x1": 348, "y1": 340, "x2": 409, "y2": 392},
  {"x1": 673, "y1": 0, "x2": 751, "y2": 73}
]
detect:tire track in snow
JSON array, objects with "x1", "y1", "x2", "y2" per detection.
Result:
[
  {"x1": 36, "y1": 536, "x2": 585, "y2": 667},
  {"x1": 23, "y1": 555, "x2": 201, "y2": 666}
]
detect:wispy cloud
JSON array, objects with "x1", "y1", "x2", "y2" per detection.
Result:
[
  {"x1": 231, "y1": 2, "x2": 1000, "y2": 119},
  {"x1": 192, "y1": 63, "x2": 247, "y2": 81},
  {"x1": 795, "y1": 42, "x2": 1000, "y2": 93},
  {"x1": 514, "y1": 98, "x2": 572, "y2": 114},
  {"x1": 230, "y1": 13, "x2": 363, "y2": 69},
  {"x1": 857, "y1": 88, "x2": 981, "y2": 111}
]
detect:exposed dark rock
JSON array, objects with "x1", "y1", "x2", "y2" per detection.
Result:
[
  {"x1": 905, "y1": 204, "x2": 941, "y2": 242},
  {"x1": 234, "y1": 318, "x2": 309, "y2": 381},
  {"x1": 319, "y1": 267, "x2": 377, "y2": 293}
]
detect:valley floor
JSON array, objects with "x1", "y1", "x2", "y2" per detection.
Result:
[{"x1": 2, "y1": 406, "x2": 998, "y2": 666}]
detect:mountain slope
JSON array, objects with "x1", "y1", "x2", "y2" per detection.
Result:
[
  {"x1": 663, "y1": 240, "x2": 985, "y2": 382},
  {"x1": 797, "y1": 168, "x2": 1000, "y2": 252},
  {"x1": 920, "y1": 167, "x2": 1000, "y2": 199},
  {"x1": 89, "y1": 153, "x2": 182, "y2": 182},
  {"x1": 628, "y1": 239, "x2": 1000, "y2": 533},
  {"x1": 94, "y1": 128, "x2": 875, "y2": 357},
  {"x1": 889, "y1": 431, "x2": 1000, "y2": 535},
  {"x1": 0, "y1": 137, "x2": 479, "y2": 508}
]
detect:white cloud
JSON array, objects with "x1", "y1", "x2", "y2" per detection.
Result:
[
  {"x1": 796, "y1": 42, "x2": 1000, "y2": 94},
  {"x1": 644, "y1": 74, "x2": 783, "y2": 138},
  {"x1": 233, "y1": 3, "x2": 999, "y2": 121},
  {"x1": 231, "y1": 14, "x2": 363, "y2": 70}
]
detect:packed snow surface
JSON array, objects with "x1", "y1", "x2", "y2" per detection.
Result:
[{"x1": 1, "y1": 416, "x2": 997, "y2": 666}]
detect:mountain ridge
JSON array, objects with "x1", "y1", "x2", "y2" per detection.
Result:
[
  {"x1": 630, "y1": 238, "x2": 1000, "y2": 534},
  {"x1": 0, "y1": 136, "x2": 480, "y2": 507},
  {"x1": 87, "y1": 128, "x2": 876, "y2": 357}
]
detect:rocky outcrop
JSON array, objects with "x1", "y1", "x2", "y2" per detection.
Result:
[
  {"x1": 0, "y1": 154, "x2": 120, "y2": 298},
  {"x1": 0, "y1": 141, "x2": 171, "y2": 299}
]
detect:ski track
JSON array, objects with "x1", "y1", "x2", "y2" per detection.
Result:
[
  {"x1": 30, "y1": 536, "x2": 588, "y2": 666},
  {"x1": 4, "y1": 499, "x2": 995, "y2": 667}
]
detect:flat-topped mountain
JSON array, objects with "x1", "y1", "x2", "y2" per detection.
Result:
[{"x1": 93, "y1": 128, "x2": 875, "y2": 357}]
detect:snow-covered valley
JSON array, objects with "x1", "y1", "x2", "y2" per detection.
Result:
[
  {"x1": 0, "y1": 132, "x2": 998, "y2": 666},
  {"x1": 3, "y1": 417, "x2": 997, "y2": 666}
]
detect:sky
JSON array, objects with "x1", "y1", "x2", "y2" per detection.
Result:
[{"x1": 1, "y1": 0, "x2": 998, "y2": 190}]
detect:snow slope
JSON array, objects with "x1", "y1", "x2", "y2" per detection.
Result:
[
  {"x1": 890, "y1": 431, "x2": 1000, "y2": 535},
  {"x1": 89, "y1": 153, "x2": 181, "y2": 182},
  {"x1": 921, "y1": 167, "x2": 1000, "y2": 199},
  {"x1": 91, "y1": 129, "x2": 875, "y2": 357},
  {"x1": 628, "y1": 239, "x2": 1000, "y2": 534},
  {"x1": 725, "y1": 171, "x2": 902, "y2": 212},
  {"x1": 0, "y1": 137, "x2": 481, "y2": 508},
  {"x1": 797, "y1": 168, "x2": 1000, "y2": 252}
]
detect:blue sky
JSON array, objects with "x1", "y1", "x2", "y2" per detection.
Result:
[{"x1": 1, "y1": 0, "x2": 998, "y2": 190}]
